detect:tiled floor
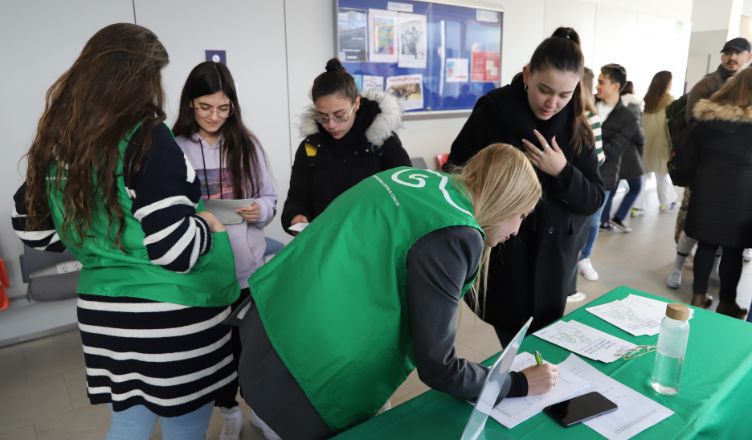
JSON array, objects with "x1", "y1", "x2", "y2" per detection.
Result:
[{"x1": 1, "y1": 185, "x2": 750, "y2": 439}]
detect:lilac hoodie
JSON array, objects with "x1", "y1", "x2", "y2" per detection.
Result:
[{"x1": 176, "y1": 134, "x2": 277, "y2": 288}]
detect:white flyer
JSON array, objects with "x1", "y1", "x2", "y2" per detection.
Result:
[{"x1": 533, "y1": 320, "x2": 637, "y2": 363}]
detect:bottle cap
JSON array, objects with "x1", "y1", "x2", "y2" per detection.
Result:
[{"x1": 666, "y1": 303, "x2": 690, "y2": 321}]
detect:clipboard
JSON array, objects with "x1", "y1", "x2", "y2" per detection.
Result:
[
  {"x1": 461, "y1": 317, "x2": 533, "y2": 440},
  {"x1": 203, "y1": 198, "x2": 254, "y2": 225}
]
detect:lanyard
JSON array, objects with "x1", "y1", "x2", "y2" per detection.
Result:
[{"x1": 198, "y1": 137, "x2": 223, "y2": 199}]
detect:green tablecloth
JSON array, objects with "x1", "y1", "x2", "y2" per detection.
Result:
[{"x1": 334, "y1": 286, "x2": 752, "y2": 439}]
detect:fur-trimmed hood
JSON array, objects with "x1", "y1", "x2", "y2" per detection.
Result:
[
  {"x1": 693, "y1": 99, "x2": 752, "y2": 124},
  {"x1": 298, "y1": 89, "x2": 403, "y2": 146}
]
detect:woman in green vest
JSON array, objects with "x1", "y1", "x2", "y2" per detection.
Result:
[
  {"x1": 232, "y1": 144, "x2": 557, "y2": 438},
  {"x1": 13, "y1": 24, "x2": 238, "y2": 440}
]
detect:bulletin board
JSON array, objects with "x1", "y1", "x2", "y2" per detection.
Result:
[{"x1": 335, "y1": 0, "x2": 503, "y2": 115}]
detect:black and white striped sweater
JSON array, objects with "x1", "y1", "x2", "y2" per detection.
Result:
[{"x1": 12, "y1": 124, "x2": 212, "y2": 273}]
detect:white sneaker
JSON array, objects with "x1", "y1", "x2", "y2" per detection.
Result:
[
  {"x1": 219, "y1": 406, "x2": 243, "y2": 440},
  {"x1": 578, "y1": 258, "x2": 599, "y2": 281},
  {"x1": 567, "y1": 292, "x2": 587, "y2": 302},
  {"x1": 666, "y1": 270, "x2": 682, "y2": 289},
  {"x1": 744, "y1": 249, "x2": 752, "y2": 263}
]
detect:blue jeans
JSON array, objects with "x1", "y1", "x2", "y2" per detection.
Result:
[
  {"x1": 601, "y1": 177, "x2": 643, "y2": 223},
  {"x1": 581, "y1": 190, "x2": 610, "y2": 260},
  {"x1": 106, "y1": 402, "x2": 214, "y2": 440}
]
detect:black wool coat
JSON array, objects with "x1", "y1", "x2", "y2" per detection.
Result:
[
  {"x1": 449, "y1": 74, "x2": 604, "y2": 335},
  {"x1": 684, "y1": 100, "x2": 752, "y2": 248}
]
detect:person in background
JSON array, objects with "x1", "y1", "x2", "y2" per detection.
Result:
[
  {"x1": 12, "y1": 23, "x2": 238, "y2": 440},
  {"x1": 597, "y1": 64, "x2": 644, "y2": 233},
  {"x1": 573, "y1": 67, "x2": 607, "y2": 289},
  {"x1": 669, "y1": 37, "x2": 752, "y2": 289},
  {"x1": 173, "y1": 61, "x2": 277, "y2": 440},
  {"x1": 281, "y1": 58, "x2": 410, "y2": 234},
  {"x1": 447, "y1": 27, "x2": 604, "y2": 344},
  {"x1": 633, "y1": 71, "x2": 677, "y2": 216},
  {"x1": 234, "y1": 144, "x2": 557, "y2": 439},
  {"x1": 681, "y1": 69, "x2": 752, "y2": 318}
]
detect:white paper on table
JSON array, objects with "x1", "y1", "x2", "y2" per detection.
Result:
[
  {"x1": 488, "y1": 353, "x2": 593, "y2": 429},
  {"x1": 557, "y1": 354, "x2": 673, "y2": 440},
  {"x1": 587, "y1": 294, "x2": 693, "y2": 337},
  {"x1": 533, "y1": 320, "x2": 637, "y2": 363}
]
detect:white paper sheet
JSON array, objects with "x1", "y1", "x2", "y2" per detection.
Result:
[
  {"x1": 533, "y1": 320, "x2": 637, "y2": 363},
  {"x1": 203, "y1": 198, "x2": 254, "y2": 225},
  {"x1": 288, "y1": 222, "x2": 309, "y2": 233},
  {"x1": 489, "y1": 353, "x2": 592, "y2": 429},
  {"x1": 558, "y1": 355, "x2": 674, "y2": 440},
  {"x1": 586, "y1": 294, "x2": 693, "y2": 336}
]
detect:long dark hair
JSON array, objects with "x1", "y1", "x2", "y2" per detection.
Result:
[
  {"x1": 529, "y1": 27, "x2": 593, "y2": 154},
  {"x1": 173, "y1": 62, "x2": 264, "y2": 199},
  {"x1": 643, "y1": 71, "x2": 672, "y2": 113},
  {"x1": 311, "y1": 58, "x2": 358, "y2": 102},
  {"x1": 25, "y1": 23, "x2": 168, "y2": 246}
]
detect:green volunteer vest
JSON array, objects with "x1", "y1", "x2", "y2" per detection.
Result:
[
  {"x1": 250, "y1": 166, "x2": 483, "y2": 431},
  {"x1": 46, "y1": 124, "x2": 238, "y2": 307}
]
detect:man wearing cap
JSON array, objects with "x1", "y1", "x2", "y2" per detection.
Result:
[{"x1": 685, "y1": 37, "x2": 751, "y2": 120}]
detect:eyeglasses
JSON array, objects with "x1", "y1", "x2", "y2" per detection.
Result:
[
  {"x1": 192, "y1": 101, "x2": 234, "y2": 118},
  {"x1": 314, "y1": 106, "x2": 355, "y2": 125}
]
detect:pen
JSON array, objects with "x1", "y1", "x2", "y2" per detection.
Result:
[{"x1": 535, "y1": 350, "x2": 543, "y2": 366}]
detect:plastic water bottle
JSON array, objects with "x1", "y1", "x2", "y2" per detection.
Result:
[{"x1": 650, "y1": 303, "x2": 690, "y2": 395}]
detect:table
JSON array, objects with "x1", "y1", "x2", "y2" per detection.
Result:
[{"x1": 334, "y1": 286, "x2": 752, "y2": 439}]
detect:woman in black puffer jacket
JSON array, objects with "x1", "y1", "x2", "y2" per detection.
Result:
[
  {"x1": 683, "y1": 69, "x2": 752, "y2": 319},
  {"x1": 282, "y1": 59, "x2": 411, "y2": 234}
]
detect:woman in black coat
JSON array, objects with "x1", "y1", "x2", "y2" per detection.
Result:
[
  {"x1": 682, "y1": 69, "x2": 752, "y2": 319},
  {"x1": 281, "y1": 58, "x2": 410, "y2": 234},
  {"x1": 448, "y1": 28, "x2": 604, "y2": 343}
]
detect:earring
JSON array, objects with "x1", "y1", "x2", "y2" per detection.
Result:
[{"x1": 524, "y1": 84, "x2": 528, "y2": 93}]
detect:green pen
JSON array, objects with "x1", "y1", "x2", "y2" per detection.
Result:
[{"x1": 535, "y1": 350, "x2": 543, "y2": 366}]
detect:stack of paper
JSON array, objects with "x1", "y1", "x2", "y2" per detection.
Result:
[
  {"x1": 559, "y1": 355, "x2": 674, "y2": 440},
  {"x1": 489, "y1": 352, "x2": 592, "y2": 428},
  {"x1": 533, "y1": 320, "x2": 636, "y2": 363},
  {"x1": 585, "y1": 294, "x2": 669, "y2": 336}
]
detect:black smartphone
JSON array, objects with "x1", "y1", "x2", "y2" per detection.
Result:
[{"x1": 543, "y1": 391, "x2": 618, "y2": 427}]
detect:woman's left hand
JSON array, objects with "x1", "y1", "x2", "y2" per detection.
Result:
[
  {"x1": 522, "y1": 129, "x2": 567, "y2": 177},
  {"x1": 236, "y1": 203, "x2": 261, "y2": 223}
]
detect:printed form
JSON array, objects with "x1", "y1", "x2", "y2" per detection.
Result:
[{"x1": 533, "y1": 320, "x2": 637, "y2": 363}]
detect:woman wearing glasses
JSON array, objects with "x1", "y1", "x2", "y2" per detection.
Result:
[
  {"x1": 281, "y1": 58, "x2": 410, "y2": 234},
  {"x1": 173, "y1": 61, "x2": 277, "y2": 440}
]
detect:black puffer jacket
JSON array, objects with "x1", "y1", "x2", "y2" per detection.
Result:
[
  {"x1": 448, "y1": 74, "x2": 604, "y2": 336},
  {"x1": 281, "y1": 91, "x2": 410, "y2": 233},
  {"x1": 684, "y1": 99, "x2": 752, "y2": 248}
]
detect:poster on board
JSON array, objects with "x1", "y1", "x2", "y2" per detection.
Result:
[
  {"x1": 398, "y1": 13, "x2": 427, "y2": 68},
  {"x1": 386, "y1": 74, "x2": 424, "y2": 110},
  {"x1": 369, "y1": 9, "x2": 399, "y2": 63},
  {"x1": 338, "y1": 8, "x2": 368, "y2": 61},
  {"x1": 446, "y1": 58, "x2": 469, "y2": 83},
  {"x1": 471, "y1": 51, "x2": 500, "y2": 82},
  {"x1": 363, "y1": 75, "x2": 385, "y2": 91}
]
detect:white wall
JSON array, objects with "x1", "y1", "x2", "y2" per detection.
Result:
[{"x1": 0, "y1": 0, "x2": 695, "y2": 343}]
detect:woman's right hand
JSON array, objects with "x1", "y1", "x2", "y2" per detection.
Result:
[
  {"x1": 290, "y1": 215, "x2": 309, "y2": 235},
  {"x1": 196, "y1": 211, "x2": 226, "y2": 232},
  {"x1": 521, "y1": 363, "x2": 559, "y2": 395}
]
